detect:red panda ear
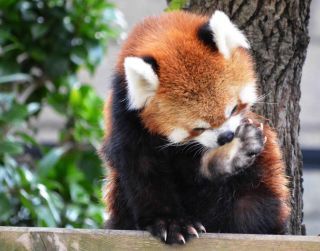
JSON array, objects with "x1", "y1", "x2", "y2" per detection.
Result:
[
  {"x1": 124, "y1": 56, "x2": 159, "y2": 110},
  {"x1": 209, "y1": 10, "x2": 250, "y2": 59}
]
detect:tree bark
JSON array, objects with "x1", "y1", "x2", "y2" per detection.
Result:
[{"x1": 176, "y1": 0, "x2": 311, "y2": 235}]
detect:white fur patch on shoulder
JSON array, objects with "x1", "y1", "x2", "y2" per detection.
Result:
[
  {"x1": 209, "y1": 10, "x2": 250, "y2": 59},
  {"x1": 124, "y1": 57, "x2": 159, "y2": 110},
  {"x1": 168, "y1": 128, "x2": 189, "y2": 143},
  {"x1": 239, "y1": 83, "x2": 257, "y2": 105}
]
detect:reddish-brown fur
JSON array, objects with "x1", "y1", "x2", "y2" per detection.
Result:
[
  {"x1": 103, "y1": 164, "x2": 118, "y2": 218},
  {"x1": 103, "y1": 91, "x2": 112, "y2": 141},
  {"x1": 256, "y1": 124, "x2": 291, "y2": 224},
  {"x1": 199, "y1": 113, "x2": 291, "y2": 228},
  {"x1": 115, "y1": 12, "x2": 256, "y2": 136},
  {"x1": 102, "y1": 11, "x2": 290, "y2": 238},
  {"x1": 246, "y1": 114, "x2": 290, "y2": 224}
]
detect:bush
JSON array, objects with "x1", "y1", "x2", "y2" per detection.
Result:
[{"x1": 0, "y1": 0, "x2": 123, "y2": 228}]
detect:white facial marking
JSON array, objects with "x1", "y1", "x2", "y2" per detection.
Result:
[
  {"x1": 124, "y1": 56, "x2": 159, "y2": 110},
  {"x1": 168, "y1": 128, "x2": 189, "y2": 143},
  {"x1": 209, "y1": 10, "x2": 250, "y2": 59},
  {"x1": 225, "y1": 102, "x2": 237, "y2": 118},
  {"x1": 239, "y1": 84, "x2": 257, "y2": 105},
  {"x1": 224, "y1": 114, "x2": 242, "y2": 132},
  {"x1": 195, "y1": 114, "x2": 242, "y2": 148},
  {"x1": 196, "y1": 130, "x2": 219, "y2": 148},
  {"x1": 194, "y1": 120, "x2": 211, "y2": 129}
]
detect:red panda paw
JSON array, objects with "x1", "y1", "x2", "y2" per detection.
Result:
[
  {"x1": 234, "y1": 122, "x2": 265, "y2": 169},
  {"x1": 147, "y1": 218, "x2": 205, "y2": 245}
]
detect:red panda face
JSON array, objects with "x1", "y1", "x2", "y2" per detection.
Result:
[{"x1": 120, "y1": 11, "x2": 257, "y2": 149}]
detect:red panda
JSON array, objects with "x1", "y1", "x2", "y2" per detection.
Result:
[{"x1": 100, "y1": 10, "x2": 290, "y2": 245}]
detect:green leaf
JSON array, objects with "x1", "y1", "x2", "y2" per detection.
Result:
[
  {"x1": 86, "y1": 204, "x2": 104, "y2": 225},
  {"x1": 0, "y1": 103, "x2": 29, "y2": 123},
  {"x1": 36, "y1": 205, "x2": 56, "y2": 227},
  {"x1": 69, "y1": 86, "x2": 82, "y2": 107},
  {"x1": 69, "y1": 182, "x2": 90, "y2": 204},
  {"x1": 63, "y1": 16, "x2": 75, "y2": 33},
  {"x1": 20, "y1": 190, "x2": 36, "y2": 217},
  {"x1": 44, "y1": 56, "x2": 69, "y2": 77},
  {"x1": 0, "y1": 0, "x2": 16, "y2": 8},
  {"x1": 0, "y1": 194, "x2": 12, "y2": 221},
  {"x1": 47, "y1": 93, "x2": 69, "y2": 114},
  {"x1": 31, "y1": 24, "x2": 49, "y2": 40},
  {"x1": 37, "y1": 184, "x2": 61, "y2": 224},
  {"x1": 0, "y1": 93, "x2": 14, "y2": 106},
  {"x1": 38, "y1": 179, "x2": 63, "y2": 192},
  {"x1": 65, "y1": 204, "x2": 81, "y2": 222},
  {"x1": 38, "y1": 146, "x2": 68, "y2": 177},
  {"x1": 0, "y1": 74, "x2": 32, "y2": 84},
  {"x1": 0, "y1": 0, "x2": 121, "y2": 228},
  {"x1": 29, "y1": 48, "x2": 46, "y2": 61},
  {"x1": 0, "y1": 141, "x2": 23, "y2": 155},
  {"x1": 15, "y1": 132, "x2": 39, "y2": 148},
  {"x1": 166, "y1": 0, "x2": 187, "y2": 11},
  {"x1": 16, "y1": 167, "x2": 34, "y2": 186}
]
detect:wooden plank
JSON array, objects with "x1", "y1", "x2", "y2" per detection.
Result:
[{"x1": 0, "y1": 227, "x2": 319, "y2": 251}]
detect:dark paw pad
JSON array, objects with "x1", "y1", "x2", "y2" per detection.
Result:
[{"x1": 234, "y1": 122, "x2": 265, "y2": 168}]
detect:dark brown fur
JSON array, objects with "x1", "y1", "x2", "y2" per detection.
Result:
[{"x1": 100, "y1": 11, "x2": 290, "y2": 245}]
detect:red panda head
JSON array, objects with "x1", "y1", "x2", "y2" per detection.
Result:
[{"x1": 118, "y1": 11, "x2": 257, "y2": 149}]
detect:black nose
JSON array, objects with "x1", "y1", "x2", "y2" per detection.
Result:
[{"x1": 217, "y1": 131, "x2": 234, "y2": 146}]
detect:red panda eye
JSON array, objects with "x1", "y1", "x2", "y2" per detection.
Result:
[
  {"x1": 192, "y1": 128, "x2": 206, "y2": 133},
  {"x1": 231, "y1": 105, "x2": 238, "y2": 116}
]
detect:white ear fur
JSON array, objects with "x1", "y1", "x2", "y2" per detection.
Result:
[
  {"x1": 124, "y1": 56, "x2": 159, "y2": 110},
  {"x1": 209, "y1": 10, "x2": 250, "y2": 59}
]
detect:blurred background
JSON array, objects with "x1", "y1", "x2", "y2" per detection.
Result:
[{"x1": 0, "y1": 1, "x2": 319, "y2": 234}]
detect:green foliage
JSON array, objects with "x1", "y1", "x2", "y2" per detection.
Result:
[
  {"x1": 0, "y1": 0, "x2": 122, "y2": 228},
  {"x1": 165, "y1": 0, "x2": 187, "y2": 11}
]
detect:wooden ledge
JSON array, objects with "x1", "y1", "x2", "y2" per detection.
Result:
[{"x1": 0, "y1": 226, "x2": 319, "y2": 251}]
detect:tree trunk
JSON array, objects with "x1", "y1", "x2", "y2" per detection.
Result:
[{"x1": 171, "y1": 0, "x2": 311, "y2": 235}]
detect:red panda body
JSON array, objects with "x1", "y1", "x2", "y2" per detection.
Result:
[{"x1": 100, "y1": 11, "x2": 290, "y2": 244}]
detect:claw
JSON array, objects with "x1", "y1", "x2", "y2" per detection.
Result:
[
  {"x1": 187, "y1": 226, "x2": 199, "y2": 238},
  {"x1": 199, "y1": 225, "x2": 206, "y2": 233},
  {"x1": 161, "y1": 230, "x2": 167, "y2": 242},
  {"x1": 264, "y1": 136, "x2": 267, "y2": 144},
  {"x1": 194, "y1": 222, "x2": 206, "y2": 233},
  {"x1": 177, "y1": 234, "x2": 186, "y2": 244}
]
